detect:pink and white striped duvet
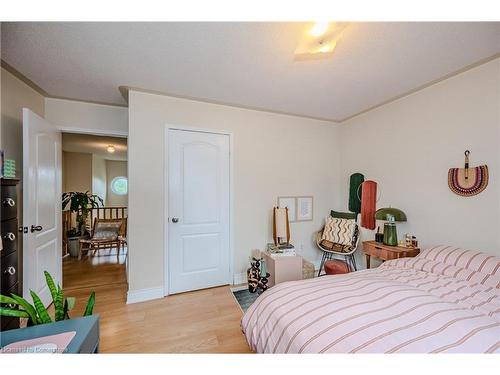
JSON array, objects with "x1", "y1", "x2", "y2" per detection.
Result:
[{"x1": 241, "y1": 246, "x2": 500, "y2": 353}]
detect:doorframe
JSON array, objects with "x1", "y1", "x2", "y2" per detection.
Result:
[
  {"x1": 57, "y1": 126, "x2": 129, "y2": 284},
  {"x1": 163, "y1": 124, "x2": 234, "y2": 296}
]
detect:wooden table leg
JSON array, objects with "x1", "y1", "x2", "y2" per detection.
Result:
[{"x1": 366, "y1": 254, "x2": 370, "y2": 269}]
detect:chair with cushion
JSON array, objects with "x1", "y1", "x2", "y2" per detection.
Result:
[
  {"x1": 78, "y1": 218, "x2": 125, "y2": 260},
  {"x1": 316, "y1": 210, "x2": 360, "y2": 276}
]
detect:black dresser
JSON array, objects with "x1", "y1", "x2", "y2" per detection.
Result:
[{"x1": 1, "y1": 178, "x2": 21, "y2": 331}]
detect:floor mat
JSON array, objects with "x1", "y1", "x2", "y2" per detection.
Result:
[{"x1": 231, "y1": 287, "x2": 260, "y2": 312}]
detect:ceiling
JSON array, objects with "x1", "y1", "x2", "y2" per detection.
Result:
[
  {"x1": 2, "y1": 22, "x2": 500, "y2": 122},
  {"x1": 62, "y1": 133, "x2": 127, "y2": 161}
]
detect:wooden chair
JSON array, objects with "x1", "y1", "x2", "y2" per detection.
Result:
[
  {"x1": 78, "y1": 218, "x2": 126, "y2": 260},
  {"x1": 315, "y1": 217, "x2": 360, "y2": 276}
]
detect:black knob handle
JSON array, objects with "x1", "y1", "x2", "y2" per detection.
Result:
[
  {"x1": 172, "y1": 218, "x2": 179, "y2": 223},
  {"x1": 30, "y1": 225, "x2": 43, "y2": 233}
]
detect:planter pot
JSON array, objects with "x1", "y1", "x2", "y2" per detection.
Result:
[{"x1": 67, "y1": 237, "x2": 81, "y2": 257}]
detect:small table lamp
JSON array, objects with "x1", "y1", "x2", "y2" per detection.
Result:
[{"x1": 375, "y1": 207, "x2": 407, "y2": 246}]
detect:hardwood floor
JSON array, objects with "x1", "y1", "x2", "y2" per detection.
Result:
[{"x1": 63, "y1": 250, "x2": 251, "y2": 353}]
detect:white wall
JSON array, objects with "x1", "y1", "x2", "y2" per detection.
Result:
[
  {"x1": 45, "y1": 98, "x2": 128, "y2": 135},
  {"x1": 106, "y1": 160, "x2": 128, "y2": 207},
  {"x1": 92, "y1": 155, "x2": 107, "y2": 204},
  {"x1": 1, "y1": 68, "x2": 45, "y2": 179},
  {"x1": 340, "y1": 58, "x2": 500, "y2": 262},
  {"x1": 128, "y1": 91, "x2": 341, "y2": 295},
  {"x1": 62, "y1": 151, "x2": 92, "y2": 193}
]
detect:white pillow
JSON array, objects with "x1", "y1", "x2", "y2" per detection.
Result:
[{"x1": 321, "y1": 217, "x2": 356, "y2": 246}]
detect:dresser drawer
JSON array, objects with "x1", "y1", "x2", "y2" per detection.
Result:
[
  {"x1": 1, "y1": 185, "x2": 18, "y2": 221},
  {"x1": 1, "y1": 251, "x2": 18, "y2": 291},
  {"x1": 0, "y1": 283, "x2": 20, "y2": 331},
  {"x1": 1, "y1": 219, "x2": 18, "y2": 258},
  {"x1": 1, "y1": 315, "x2": 20, "y2": 331}
]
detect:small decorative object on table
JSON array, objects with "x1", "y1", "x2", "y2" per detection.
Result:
[
  {"x1": 374, "y1": 207, "x2": 407, "y2": 246},
  {"x1": 375, "y1": 226, "x2": 384, "y2": 243},
  {"x1": 3, "y1": 159, "x2": 16, "y2": 179},
  {"x1": 273, "y1": 206, "x2": 291, "y2": 247}
]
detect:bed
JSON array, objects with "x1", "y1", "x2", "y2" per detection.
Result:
[{"x1": 241, "y1": 246, "x2": 500, "y2": 353}]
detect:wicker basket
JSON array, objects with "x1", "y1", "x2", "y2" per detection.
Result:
[{"x1": 302, "y1": 259, "x2": 315, "y2": 280}]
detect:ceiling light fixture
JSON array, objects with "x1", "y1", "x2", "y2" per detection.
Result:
[
  {"x1": 107, "y1": 145, "x2": 115, "y2": 153},
  {"x1": 295, "y1": 22, "x2": 349, "y2": 61},
  {"x1": 309, "y1": 22, "x2": 330, "y2": 37}
]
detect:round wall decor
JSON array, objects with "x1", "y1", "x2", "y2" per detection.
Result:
[{"x1": 448, "y1": 151, "x2": 488, "y2": 197}]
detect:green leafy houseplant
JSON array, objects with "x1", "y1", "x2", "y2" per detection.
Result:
[
  {"x1": 62, "y1": 191, "x2": 104, "y2": 236},
  {"x1": 0, "y1": 271, "x2": 95, "y2": 326}
]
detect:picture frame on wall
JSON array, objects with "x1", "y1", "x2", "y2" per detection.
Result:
[
  {"x1": 277, "y1": 196, "x2": 297, "y2": 222},
  {"x1": 296, "y1": 196, "x2": 313, "y2": 221}
]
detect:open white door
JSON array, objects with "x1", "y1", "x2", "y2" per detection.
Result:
[{"x1": 23, "y1": 108, "x2": 62, "y2": 306}]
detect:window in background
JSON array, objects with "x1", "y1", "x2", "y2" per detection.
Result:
[{"x1": 111, "y1": 176, "x2": 128, "y2": 195}]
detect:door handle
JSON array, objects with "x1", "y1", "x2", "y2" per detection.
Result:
[
  {"x1": 5, "y1": 266, "x2": 16, "y2": 276},
  {"x1": 30, "y1": 225, "x2": 43, "y2": 233},
  {"x1": 3, "y1": 232, "x2": 16, "y2": 241},
  {"x1": 171, "y1": 218, "x2": 179, "y2": 223},
  {"x1": 2, "y1": 198, "x2": 15, "y2": 207}
]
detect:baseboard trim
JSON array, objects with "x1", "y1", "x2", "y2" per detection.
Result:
[{"x1": 126, "y1": 287, "x2": 164, "y2": 304}]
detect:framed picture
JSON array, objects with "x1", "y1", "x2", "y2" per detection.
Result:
[
  {"x1": 296, "y1": 196, "x2": 313, "y2": 221},
  {"x1": 277, "y1": 196, "x2": 297, "y2": 222}
]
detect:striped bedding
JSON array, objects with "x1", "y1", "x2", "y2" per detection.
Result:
[{"x1": 241, "y1": 246, "x2": 500, "y2": 353}]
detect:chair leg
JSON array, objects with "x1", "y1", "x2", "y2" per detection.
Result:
[
  {"x1": 344, "y1": 255, "x2": 352, "y2": 272},
  {"x1": 78, "y1": 242, "x2": 82, "y2": 261},
  {"x1": 318, "y1": 252, "x2": 327, "y2": 277},
  {"x1": 351, "y1": 254, "x2": 357, "y2": 271}
]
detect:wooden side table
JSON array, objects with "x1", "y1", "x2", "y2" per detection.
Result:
[{"x1": 362, "y1": 241, "x2": 420, "y2": 269}]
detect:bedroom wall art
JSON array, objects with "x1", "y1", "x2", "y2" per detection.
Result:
[{"x1": 448, "y1": 150, "x2": 488, "y2": 197}]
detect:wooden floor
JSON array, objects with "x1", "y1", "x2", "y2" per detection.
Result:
[{"x1": 63, "y1": 249, "x2": 251, "y2": 353}]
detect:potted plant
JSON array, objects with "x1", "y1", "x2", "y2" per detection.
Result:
[
  {"x1": 0, "y1": 271, "x2": 95, "y2": 326},
  {"x1": 62, "y1": 191, "x2": 104, "y2": 257}
]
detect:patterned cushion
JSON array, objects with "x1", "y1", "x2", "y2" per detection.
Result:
[
  {"x1": 321, "y1": 217, "x2": 356, "y2": 247},
  {"x1": 93, "y1": 221, "x2": 122, "y2": 241},
  {"x1": 330, "y1": 210, "x2": 357, "y2": 220}
]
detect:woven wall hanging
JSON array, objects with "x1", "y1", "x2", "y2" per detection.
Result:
[{"x1": 448, "y1": 150, "x2": 488, "y2": 197}]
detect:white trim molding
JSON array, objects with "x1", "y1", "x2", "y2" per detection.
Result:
[
  {"x1": 233, "y1": 272, "x2": 247, "y2": 286},
  {"x1": 58, "y1": 126, "x2": 128, "y2": 138},
  {"x1": 126, "y1": 287, "x2": 164, "y2": 304}
]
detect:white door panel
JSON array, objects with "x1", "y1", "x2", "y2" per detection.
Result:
[
  {"x1": 168, "y1": 129, "x2": 230, "y2": 294},
  {"x1": 23, "y1": 109, "x2": 62, "y2": 306}
]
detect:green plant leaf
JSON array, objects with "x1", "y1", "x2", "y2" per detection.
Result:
[
  {"x1": 30, "y1": 291, "x2": 52, "y2": 324},
  {"x1": 0, "y1": 307, "x2": 29, "y2": 318},
  {"x1": 10, "y1": 293, "x2": 38, "y2": 325},
  {"x1": 0, "y1": 294, "x2": 18, "y2": 305},
  {"x1": 44, "y1": 271, "x2": 64, "y2": 321},
  {"x1": 66, "y1": 297, "x2": 76, "y2": 312},
  {"x1": 83, "y1": 291, "x2": 95, "y2": 316}
]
